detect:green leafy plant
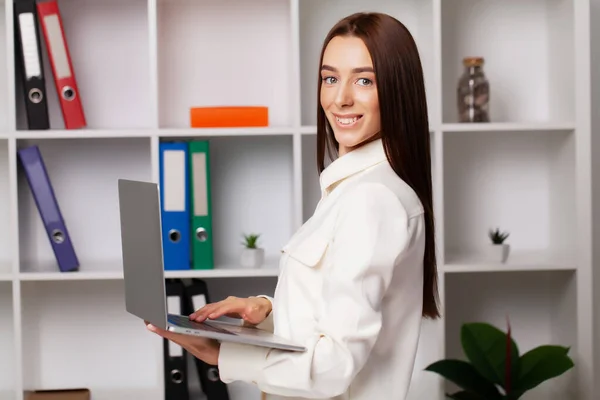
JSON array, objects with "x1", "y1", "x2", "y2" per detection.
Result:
[
  {"x1": 241, "y1": 233, "x2": 260, "y2": 249},
  {"x1": 424, "y1": 319, "x2": 574, "y2": 400},
  {"x1": 489, "y1": 228, "x2": 509, "y2": 244}
]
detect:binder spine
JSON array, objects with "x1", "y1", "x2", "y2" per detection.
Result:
[
  {"x1": 159, "y1": 142, "x2": 191, "y2": 270},
  {"x1": 14, "y1": 0, "x2": 50, "y2": 130},
  {"x1": 17, "y1": 145, "x2": 79, "y2": 272},
  {"x1": 189, "y1": 141, "x2": 214, "y2": 270},
  {"x1": 184, "y1": 279, "x2": 230, "y2": 399},
  {"x1": 164, "y1": 279, "x2": 190, "y2": 400},
  {"x1": 37, "y1": 0, "x2": 86, "y2": 129}
]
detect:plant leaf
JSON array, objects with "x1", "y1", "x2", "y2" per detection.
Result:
[
  {"x1": 505, "y1": 316, "x2": 512, "y2": 394},
  {"x1": 424, "y1": 359, "x2": 502, "y2": 399},
  {"x1": 513, "y1": 345, "x2": 574, "y2": 393},
  {"x1": 461, "y1": 322, "x2": 520, "y2": 388}
]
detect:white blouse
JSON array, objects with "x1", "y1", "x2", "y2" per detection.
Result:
[{"x1": 217, "y1": 138, "x2": 427, "y2": 400}]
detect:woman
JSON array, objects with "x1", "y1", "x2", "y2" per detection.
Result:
[{"x1": 147, "y1": 11, "x2": 440, "y2": 400}]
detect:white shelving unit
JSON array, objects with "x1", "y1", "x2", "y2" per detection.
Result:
[{"x1": 0, "y1": 0, "x2": 594, "y2": 399}]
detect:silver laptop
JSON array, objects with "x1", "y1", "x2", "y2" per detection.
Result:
[{"x1": 117, "y1": 178, "x2": 306, "y2": 352}]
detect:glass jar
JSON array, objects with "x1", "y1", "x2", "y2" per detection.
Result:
[{"x1": 457, "y1": 57, "x2": 490, "y2": 122}]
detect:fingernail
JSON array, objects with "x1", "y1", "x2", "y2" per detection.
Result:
[{"x1": 147, "y1": 324, "x2": 155, "y2": 331}]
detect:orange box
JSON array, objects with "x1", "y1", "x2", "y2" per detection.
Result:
[{"x1": 190, "y1": 106, "x2": 268, "y2": 128}]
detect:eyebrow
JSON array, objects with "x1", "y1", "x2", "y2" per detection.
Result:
[{"x1": 320, "y1": 64, "x2": 374, "y2": 73}]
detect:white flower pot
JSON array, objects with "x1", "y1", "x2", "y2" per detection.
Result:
[
  {"x1": 240, "y1": 248, "x2": 264, "y2": 268},
  {"x1": 485, "y1": 243, "x2": 510, "y2": 263}
]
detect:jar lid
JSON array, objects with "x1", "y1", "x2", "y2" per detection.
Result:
[{"x1": 463, "y1": 57, "x2": 484, "y2": 66}]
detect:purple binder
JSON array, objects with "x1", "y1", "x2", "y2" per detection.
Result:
[{"x1": 18, "y1": 145, "x2": 79, "y2": 272}]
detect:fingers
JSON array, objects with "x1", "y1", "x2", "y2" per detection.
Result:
[
  {"x1": 189, "y1": 302, "x2": 221, "y2": 321},
  {"x1": 147, "y1": 324, "x2": 190, "y2": 347},
  {"x1": 206, "y1": 303, "x2": 241, "y2": 320},
  {"x1": 189, "y1": 297, "x2": 243, "y2": 322},
  {"x1": 146, "y1": 323, "x2": 172, "y2": 339},
  {"x1": 146, "y1": 323, "x2": 212, "y2": 352}
]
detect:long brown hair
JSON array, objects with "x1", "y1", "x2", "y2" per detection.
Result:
[{"x1": 316, "y1": 12, "x2": 440, "y2": 319}]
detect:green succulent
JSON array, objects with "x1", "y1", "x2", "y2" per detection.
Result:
[
  {"x1": 242, "y1": 233, "x2": 260, "y2": 249},
  {"x1": 489, "y1": 228, "x2": 509, "y2": 244}
]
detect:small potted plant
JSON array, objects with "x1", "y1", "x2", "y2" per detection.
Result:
[
  {"x1": 487, "y1": 227, "x2": 510, "y2": 263},
  {"x1": 240, "y1": 233, "x2": 264, "y2": 268}
]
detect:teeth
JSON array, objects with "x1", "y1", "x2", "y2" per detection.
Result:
[{"x1": 336, "y1": 116, "x2": 359, "y2": 125}]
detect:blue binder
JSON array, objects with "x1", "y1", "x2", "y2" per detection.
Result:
[
  {"x1": 159, "y1": 142, "x2": 191, "y2": 270},
  {"x1": 18, "y1": 145, "x2": 79, "y2": 272}
]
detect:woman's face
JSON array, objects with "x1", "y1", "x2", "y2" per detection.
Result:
[{"x1": 320, "y1": 35, "x2": 381, "y2": 156}]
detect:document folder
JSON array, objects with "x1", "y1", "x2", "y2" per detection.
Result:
[
  {"x1": 14, "y1": 0, "x2": 50, "y2": 130},
  {"x1": 185, "y1": 279, "x2": 230, "y2": 399},
  {"x1": 18, "y1": 145, "x2": 79, "y2": 272},
  {"x1": 159, "y1": 142, "x2": 191, "y2": 270},
  {"x1": 164, "y1": 279, "x2": 190, "y2": 400},
  {"x1": 189, "y1": 141, "x2": 214, "y2": 270},
  {"x1": 37, "y1": 0, "x2": 86, "y2": 129}
]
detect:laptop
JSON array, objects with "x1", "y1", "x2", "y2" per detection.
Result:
[{"x1": 117, "y1": 178, "x2": 306, "y2": 352}]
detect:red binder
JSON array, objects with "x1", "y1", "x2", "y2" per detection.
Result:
[{"x1": 37, "y1": 0, "x2": 86, "y2": 129}]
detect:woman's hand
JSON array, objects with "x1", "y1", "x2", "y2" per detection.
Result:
[
  {"x1": 189, "y1": 295, "x2": 272, "y2": 326},
  {"x1": 145, "y1": 321, "x2": 220, "y2": 365}
]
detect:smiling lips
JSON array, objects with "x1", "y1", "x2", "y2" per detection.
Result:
[{"x1": 333, "y1": 113, "x2": 363, "y2": 128}]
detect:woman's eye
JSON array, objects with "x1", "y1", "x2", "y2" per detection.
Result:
[
  {"x1": 323, "y1": 77, "x2": 336, "y2": 84},
  {"x1": 357, "y1": 78, "x2": 372, "y2": 86}
]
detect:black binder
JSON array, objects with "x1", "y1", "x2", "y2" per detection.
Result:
[
  {"x1": 14, "y1": 0, "x2": 50, "y2": 130},
  {"x1": 184, "y1": 279, "x2": 231, "y2": 400},
  {"x1": 164, "y1": 279, "x2": 190, "y2": 400}
]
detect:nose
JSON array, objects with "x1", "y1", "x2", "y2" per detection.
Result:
[{"x1": 334, "y1": 82, "x2": 354, "y2": 108}]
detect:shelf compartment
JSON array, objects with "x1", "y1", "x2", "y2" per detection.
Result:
[
  {"x1": 441, "y1": 0, "x2": 574, "y2": 124},
  {"x1": 187, "y1": 276, "x2": 276, "y2": 305},
  {"x1": 443, "y1": 129, "x2": 576, "y2": 267},
  {"x1": 16, "y1": 137, "x2": 152, "y2": 275},
  {"x1": 299, "y1": 0, "x2": 434, "y2": 127},
  {"x1": 444, "y1": 270, "x2": 577, "y2": 398},
  {"x1": 0, "y1": 2, "x2": 8, "y2": 131},
  {"x1": 301, "y1": 134, "x2": 321, "y2": 223},
  {"x1": 20, "y1": 280, "x2": 162, "y2": 398},
  {"x1": 0, "y1": 282, "x2": 15, "y2": 399},
  {"x1": 0, "y1": 139, "x2": 10, "y2": 274},
  {"x1": 14, "y1": 0, "x2": 152, "y2": 130},
  {"x1": 156, "y1": 0, "x2": 293, "y2": 129},
  {"x1": 158, "y1": 134, "x2": 294, "y2": 269}
]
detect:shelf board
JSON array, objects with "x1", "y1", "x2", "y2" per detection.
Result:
[
  {"x1": 164, "y1": 267, "x2": 279, "y2": 279},
  {"x1": 442, "y1": 122, "x2": 576, "y2": 132},
  {"x1": 14, "y1": 129, "x2": 154, "y2": 140},
  {"x1": 0, "y1": 273, "x2": 12, "y2": 282},
  {"x1": 17, "y1": 260, "x2": 279, "y2": 281},
  {"x1": 9, "y1": 126, "x2": 296, "y2": 140},
  {"x1": 157, "y1": 126, "x2": 294, "y2": 138},
  {"x1": 300, "y1": 126, "x2": 316, "y2": 134},
  {"x1": 443, "y1": 250, "x2": 576, "y2": 273}
]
